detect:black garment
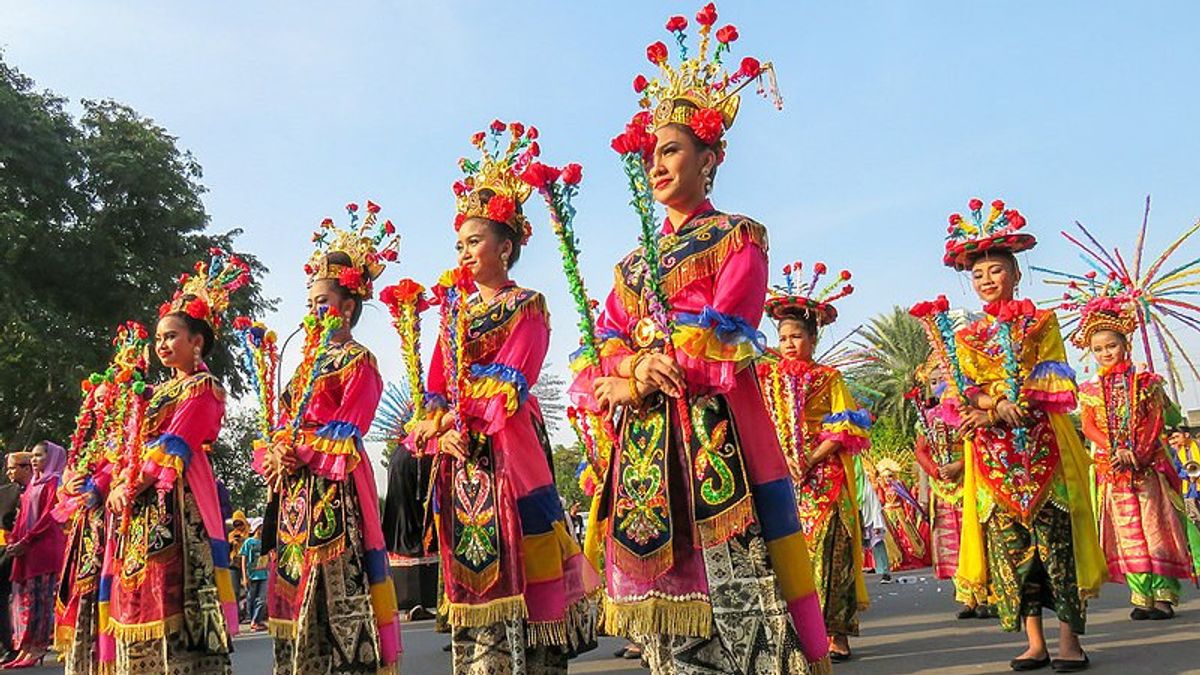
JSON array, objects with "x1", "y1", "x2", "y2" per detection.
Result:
[
  {"x1": 382, "y1": 445, "x2": 432, "y2": 556},
  {"x1": 0, "y1": 482, "x2": 22, "y2": 652}
]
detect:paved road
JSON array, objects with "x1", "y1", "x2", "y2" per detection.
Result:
[{"x1": 23, "y1": 571, "x2": 1200, "y2": 673}]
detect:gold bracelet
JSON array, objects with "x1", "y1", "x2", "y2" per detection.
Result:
[{"x1": 628, "y1": 374, "x2": 643, "y2": 408}]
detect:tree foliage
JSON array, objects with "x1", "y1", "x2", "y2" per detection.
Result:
[
  {"x1": 531, "y1": 364, "x2": 567, "y2": 437},
  {"x1": 844, "y1": 306, "x2": 930, "y2": 446},
  {"x1": 552, "y1": 442, "x2": 587, "y2": 510},
  {"x1": 210, "y1": 405, "x2": 267, "y2": 515},
  {"x1": 0, "y1": 55, "x2": 272, "y2": 449}
]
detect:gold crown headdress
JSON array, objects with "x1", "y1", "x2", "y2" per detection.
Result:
[
  {"x1": 305, "y1": 200, "x2": 400, "y2": 299},
  {"x1": 632, "y1": 3, "x2": 782, "y2": 146},
  {"x1": 1059, "y1": 278, "x2": 1138, "y2": 349},
  {"x1": 159, "y1": 248, "x2": 250, "y2": 330},
  {"x1": 452, "y1": 120, "x2": 538, "y2": 245}
]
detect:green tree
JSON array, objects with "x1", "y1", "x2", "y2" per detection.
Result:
[
  {"x1": 845, "y1": 306, "x2": 930, "y2": 445},
  {"x1": 0, "y1": 55, "x2": 271, "y2": 449},
  {"x1": 211, "y1": 406, "x2": 267, "y2": 515},
  {"x1": 552, "y1": 442, "x2": 587, "y2": 510}
]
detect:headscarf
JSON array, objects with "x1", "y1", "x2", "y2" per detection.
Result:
[{"x1": 31, "y1": 441, "x2": 66, "y2": 487}]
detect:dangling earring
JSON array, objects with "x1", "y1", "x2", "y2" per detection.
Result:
[
  {"x1": 193, "y1": 345, "x2": 204, "y2": 372},
  {"x1": 501, "y1": 252, "x2": 510, "y2": 267},
  {"x1": 702, "y1": 167, "x2": 713, "y2": 194}
]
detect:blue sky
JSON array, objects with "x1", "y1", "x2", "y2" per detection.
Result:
[{"x1": 5, "y1": 1, "x2": 1200, "y2": 428}]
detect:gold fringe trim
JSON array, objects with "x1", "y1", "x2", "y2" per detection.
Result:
[
  {"x1": 108, "y1": 613, "x2": 183, "y2": 642},
  {"x1": 377, "y1": 663, "x2": 400, "y2": 675},
  {"x1": 451, "y1": 559, "x2": 501, "y2": 598},
  {"x1": 809, "y1": 655, "x2": 833, "y2": 675},
  {"x1": 97, "y1": 663, "x2": 117, "y2": 675},
  {"x1": 526, "y1": 618, "x2": 568, "y2": 648},
  {"x1": 695, "y1": 494, "x2": 754, "y2": 548},
  {"x1": 447, "y1": 594, "x2": 527, "y2": 628},
  {"x1": 268, "y1": 617, "x2": 298, "y2": 639},
  {"x1": 53, "y1": 624, "x2": 75, "y2": 656},
  {"x1": 610, "y1": 541, "x2": 674, "y2": 584},
  {"x1": 462, "y1": 293, "x2": 549, "y2": 363},
  {"x1": 660, "y1": 220, "x2": 767, "y2": 300},
  {"x1": 144, "y1": 372, "x2": 225, "y2": 431},
  {"x1": 603, "y1": 597, "x2": 712, "y2": 640}
]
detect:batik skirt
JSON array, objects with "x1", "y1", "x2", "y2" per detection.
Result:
[
  {"x1": 808, "y1": 497, "x2": 860, "y2": 638},
  {"x1": 12, "y1": 573, "x2": 56, "y2": 652},
  {"x1": 984, "y1": 503, "x2": 1085, "y2": 634},
  {"x1": 1098, "y1": 470, "x2": 1192, "y2": 605}
]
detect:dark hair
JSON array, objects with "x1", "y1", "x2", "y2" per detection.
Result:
[
  {"x1": 322, "y1": 252, "x2": 364, "y2": 327},
  {"x1": 778, "y1": 313, "x2": 818, "y2": 340},
  {"x1": 1090, "y1": 328, "x2": 1129, "y2": 348},
  {"x1": 469, "y1": 188, "x2": 524, "y2": 270},
  {"x1": 966, "y1": 250, "x2": 1019, "y2": 274},
  {"x1": 667, "y1": 122, "x2": 722, "y2": 187},
  {"x1": 165, "y1": 294, "x2": 216, "y2": 357}
]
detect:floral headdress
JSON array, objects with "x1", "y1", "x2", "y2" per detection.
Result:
[
  {"x1": 631, "y1": 3, "x2": 782, "y2": 148},
  {"x1": 943, "y1": 197, "x2": 1035, "y2": 270},
  {"x1": 1058, "y1": 277, "x2": 1138, "y2": 350},
  {"x1": 159, "y1": 248, "x2": 250, "y2": 330},
  {"x1": 305, "y1": 200, "x2": 400, "y2": 299},
  {"x1": 453, "y1": 120, "x2": 538, "y2": 245},
  {"x1": 765, "y1": 260, "x2": 854, "y2": 327}
]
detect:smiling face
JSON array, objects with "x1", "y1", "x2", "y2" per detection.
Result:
[
  {"x1": 970, "y1": 254, "x2": 1019, "y2": 304},
  {"x1": 1090, "y1": 329, "x2": 1129, "y2": 369},
  {"x1": 155, "y1": 314, "x2": 203, "y2": 372},
  {"x1": 456, "y1": 217, "x2": 511, "y2": 286},
  {"x1": 778, "y1": 318, "x2": 817, "y2": 362},
  {"x1": 649, "y1": 124, "x2": 716, "y2": 211}
]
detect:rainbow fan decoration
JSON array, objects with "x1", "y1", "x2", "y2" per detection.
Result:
[{"x1": 1034, "y1": 196, "x2": 1200, "y2": 398}]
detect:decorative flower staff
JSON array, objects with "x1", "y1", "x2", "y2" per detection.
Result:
[
  {"x1": 232, "y1": 316, "x2": 279, "y2": 441},
  {"x1": 908, "y1": 295, "x2": 971, "y2": 405},
  {"x1": 431, "y1": 265, "x2": 475, "y2": 440},
  {"x1": 1034, "y1": 195, "x2": 1200, "y2": 399},
  {"x1": 379, "y1": 278, "x2": 430, "y2": 435}
]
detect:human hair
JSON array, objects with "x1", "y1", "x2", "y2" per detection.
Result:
[
  {"x1": 470, "y1": 188, "x2": 524, "y2": 270},
  {"x1": 1091, "y1": 328, "x2": 1129, "y2": 348},
  {"x1": 778, "y1": 313, "x2": 818, "y2": 340},
  {"x1": 967, "y1": 250, "x2": 1019, "y2": 275},
  {"x1": 322, "y1": 252, "x2": 365, "y2": 327},
  {"x1": 166, "y1": 294, "x2": 217, "y2": 357}
]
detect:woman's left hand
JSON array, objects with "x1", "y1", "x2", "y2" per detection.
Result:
[
  {"x1": 439, "y1": 430, "x2": 469, "y2": 462},
  {"x1": 6, "y1": 542, "x2": 25, "y2": 557},
  {"x1": 1114, "y1": 449, "x2": 1138, "y2": 470},
  {"x1": 994, "y1": 399, "x2": 1026, "y2": 428}
]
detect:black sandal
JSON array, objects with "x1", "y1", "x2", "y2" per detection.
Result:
[
  {"x1": 1010, "y1": 655, "x2": 1050, "y2": 671},
  {"x1": 830, "y1": 650, "x2": 852, "y2": 663},
  {"x1": 1051, "y1": 653, "x2": 1089, "y2": 672}
]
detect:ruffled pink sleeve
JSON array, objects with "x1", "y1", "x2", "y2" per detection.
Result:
[
  {"x1": 141, "y1": 384, "x2": 224, "y2": 492},
  {"x1": 568, "y1": 288, "x2": 635, "y2": 412},
  {"x1": 670, "y1": 239, "x2": 769, "y2": 396},
  {"x1": 294, "y1": 356, "x2": 383, "y2": 481},
  {"x1": 459, "y1": 310, "x2": 550, "y2": 435}
]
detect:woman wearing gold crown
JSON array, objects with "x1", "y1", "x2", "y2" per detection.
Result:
[
  {"x1": 912, "y1": 358, "x2": 994, "y2": 619},
  {"x1": 1065, "y1": 292, "x2": 1193, "y2": 620},
  {"x1": 53, "y1": 322, "x2": 149, "y2": 674},
  {"x1": 102, "y1": 250, "x2": 248, "y2": 674},
  {"x1": 573, "y1": 5, "x2": 831, "y2": 673},
  {"x1": 409, "y1": 122, "x2": 600, "y2": 675},
  {"x1": 257, "y1": 204, "x2": 402, "y2": 674},
  {"x1": 943, "y1": 199, "x2": 1105, "y2": 672},
  {"x1": 756, "y1": 262, "x2": 870, "y2": 662}
]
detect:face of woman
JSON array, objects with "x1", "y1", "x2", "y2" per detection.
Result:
[
  {"x1": 30, "y1": 445, "x2": 46, "y2": 473},
  {"x1": 1090, "y1": 330, "x2": 1128, "y2": 368},
  {"x1": 970, "y1": 256, "x2": 1019, "y2": 304},
  {"x1": 778, "y1": 319, "x2": 816, "y2": 361},
  {"x1": 307, "y1": 279, "x2": 356, "y2": 325},
  {"x1": 155, "y1": 315, "x2": 203, "y2": 371},
  {"x1": 456, "y1": 218, "x2": 510, "y2": 285},
  {"x1": 649, "y1": 125, "x2": 714, "y2": 211}
]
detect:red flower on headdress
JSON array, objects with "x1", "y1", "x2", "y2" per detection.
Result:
[
  {"x1": 452, "y1": 181, "x2": 469, "y2": 197},
  {"x1": 527, "y1": 126, "x2": 539, "y2": 140},
  {"x1": 509, "y1": 122, "x2": 525, "y2": 137},
  {"x1": 490, "y1": 119, "x2": 506, "y2": 133},
  {"x1": 383, "y1": 219, "x2": 395, "y2": 234},
  {"x1": 338, "y1": 268, "x2": 363, "y2": 290},
  {"x1": 528, "y1": 141, "x2": 541, "y2": 157},
  {"x1": 968, "y1": 198, "x2": 983, "y2": 212},
  {"x1": 633, "y1": 74, "x2": 649, "y2": 93},
  {"x1": 840, "y1": 270, "x2": 852, "y2": 281},
  {"x1": 454, "y1": 213, "x2": 467, "y2": 230},
  {"x1": 646, "y1": 41, "x2": 668, "y2": 65},
  {"x1": 381, "y1": 248, "x2": 398, "y2": 262},
  {"x1": 991, "y1": 199, "x2": 1005, "y2": 211},
  {"x1": 814, "y1": 262, "x2": 828, "y2": 275},
  {"x1": 716, "y1": 24, "x2": 739, "y2": 43},
  {"x1": 666, "y1": 15, "x2": 688, "y2": 32},
  {"x1": 561, "y1": 163, "x2": 583, "y2": 186},
  {"x1": 688, "y1": 107, "x2": 725, "y2": 145},
  {"x1": 185, "y1": 298, "x2": 209, "y2": 320},
  {"x1": 487, "y1": 194, "x2": 516, "y2": 223},
  {"x1": 783, "y1": 264, "x2": 793, "y2": 275},
  {"x1": 696, "y1": 3, "x2": 718, "y2": 27},
  {"x1": 366, "y1": 200, "x2": 381, "y2": 214},
  {"x1": 739, "y1": 56, "x2": 761, "y2": 78},
  {"x1": 935, "y1": 294, "x2": 950, "y2": 311},
  {"x1": 843, "y1": 284, "x2": 855, "y2": 295},
  {"x1": 232, "y1": 316, "x2": 253, "y2": 331},
  {"x1": 1085, "y1": 271, "x2": 1097, "y2": 279},
  {"x1": 346, "y1": 202, "x2": 359, "y2": 213},
  {"x1": 1008, "y1": 210, "x2": 1026, "y2": 229},
  {"x1": 519, "y1": 161, "x2": 561, "y2": 189},
  {"x1": 948, "y1": 213, "x2": 962, "y2": 226},
  {"x1": 321, "y1": 217, "x2": 334, "y2": 227},
  {"x1": 158, "y1": 301, "x2": 172, "y2": 317}
]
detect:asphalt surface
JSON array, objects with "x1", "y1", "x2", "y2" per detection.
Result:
[{"x1": 23, "y1": 570, "x2": 1200, "y2": 673}]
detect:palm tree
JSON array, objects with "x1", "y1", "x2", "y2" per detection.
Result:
[{"x1": 844, "y1": 306, "x2": 931, "y2": 444}]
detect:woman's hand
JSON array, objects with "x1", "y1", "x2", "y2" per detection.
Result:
[
  {"x1": 439, "y1": 430, "x2": 469, "y2": 462},
  {"x1": 65, "y1": 473, "x2": 86, "y2": 494},
  {"x1": 106, "y1": 484, "x2": 129, "y2": 515},
  {"x1": 994, "y1": 399, "x2": 1026, "y2": 428},
  {"x1": 632, "y1": 353, "x2": 686, "y2": 399},
  {"x1": 412, "y1": 418, "x2": 441, "y2": 447},
  {"x1": 938, "y1": 460, "x2": 965, "y2": 483},
  {"x1": 1113, "y1": 449, "x2": 1138, "y2": 470},
  {"x1": 6, "y1": 542, "x2": 26, "y2": 558},
  {"x1": 959, "y1": 407, "x2": 991, "y2": 434},
  {"x1": 594, "y1": 377, "x2": 635, "y2": 412}
]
